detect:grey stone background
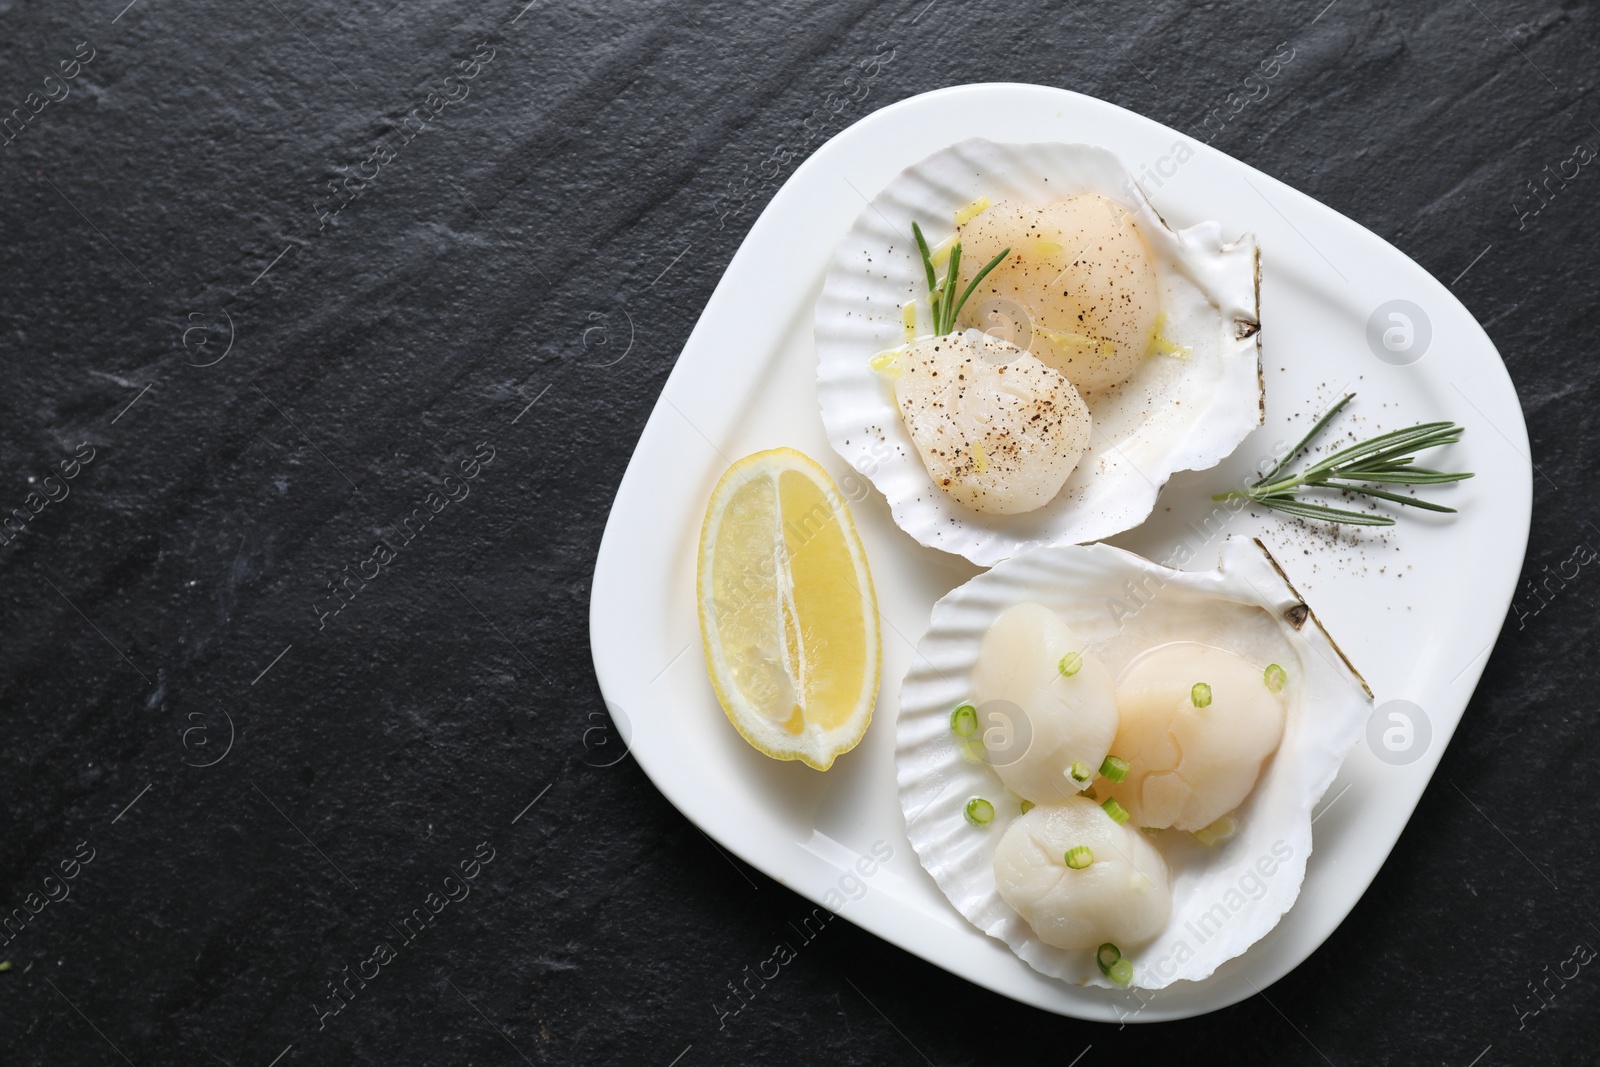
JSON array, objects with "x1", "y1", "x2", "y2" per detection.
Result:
[{"x1": 0, "y1": 0, "x2": 1594, "y2": 1063}]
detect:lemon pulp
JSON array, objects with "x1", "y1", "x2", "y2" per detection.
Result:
[{"x1": 698, "y1": 448, "x2": 879, "y2": 769}]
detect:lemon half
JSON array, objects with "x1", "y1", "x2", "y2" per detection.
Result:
[{"x1": 697, "y1": 448, "x2": 880, "y2": 770}]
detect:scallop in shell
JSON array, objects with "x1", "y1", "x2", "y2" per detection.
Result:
[
  {"x1": 886, "y1": 330, "x2": 1091, "y2": 515},
  {"x1": 816, "y1": 138, "x2": 1261, "y2": 566},
  {"x1": 896, "y1": 537, "x2": 1371, "y2": 989},
  {"x1": 994, "y1": 798, "x2": 1173, "y2": 951}
]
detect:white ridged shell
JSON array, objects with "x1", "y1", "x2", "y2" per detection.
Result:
[
  {"x1": 816, "y1": 138, "x2": 1262, "y2": 565},
  {"x1": 896, "y1": 537, "x2": 1371, "y2": 989}
]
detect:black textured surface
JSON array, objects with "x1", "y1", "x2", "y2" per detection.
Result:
[{"x1": 1, "y1": 0, "x2": 1596, "y2": 1063}]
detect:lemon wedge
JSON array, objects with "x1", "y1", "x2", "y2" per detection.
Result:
[{"x1": 697, "y1": 448, "x2": 880, "y2": 770}]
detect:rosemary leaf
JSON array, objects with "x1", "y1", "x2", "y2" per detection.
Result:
[
  {"x1": 1329, "y1": 471, "x2": 1473, "y2": 486},
  {"x1": 942, "y1": 242, "x2": 962, "y2": 334},
  {"x1": 947, "y1": 244, "x2": 1010, "y2": 333},
  {"x1": 1317, "y1": 482, "x2": 1458, "y2": 512},
  {"x1": 911, "y1": 222, "x2": 938, "y2": 300},
  {"x1": 1255, "y1": 496, "x2": 1397, "y2": 526}
]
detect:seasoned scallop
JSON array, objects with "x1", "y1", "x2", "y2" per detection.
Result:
[
  {"x1": 887, "y1": 330, "x2": 1091, "y2": 515},
  {"x1": 1098, "y1": 642, "x2": 1287, "y2": 831},
  {"x1": 955, "y1": 195, "x2": 1161, "y2": 394},
  {"x1": 993, "y1": 797, "x2": 1172, "y2": 951},
  {"x1": 816, "y1": 139, "x2": 1265, "y2": 563}
]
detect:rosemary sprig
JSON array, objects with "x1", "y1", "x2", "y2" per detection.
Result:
[
  {"x1": 1213, "y1": 393, "x2": 1473, "y2": 527},
  {"x1": 911, "y1": 221, "x2": 1009, "y2": 336}
]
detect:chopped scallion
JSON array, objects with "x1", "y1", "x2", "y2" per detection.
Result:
[
  {"x1": 1058, "y1": 652, "x2": 1083, "y2": 677},
  {"x1": 1107, "y1": 958, "x2": 1133, "y2": 985},
  {"x1": 950, "y1": 703, "x2": 979, "y2": 737},
  {"x1": 1065, "y1": 846, "x2": 1094, "y2": 869},
  {"x1": 1101, "y1": 797, "x2": 1130, "y2": 825},
  {"x1": 964, "y1": 797, "x2": 995, "y2": 826},
  {"x1": 1191, "y1": 682, "x2": 1212, "y2": 708},
  {"x1": 1099, "y1": 755, "x2": 1129, "y2": 783},
  {"x1": 1020, "y1": 799, "x2": 1035, "y2": 814},
  {"x1": 1264, "y1": 663, "x2": 1287, "y2": 693},
  {"x1": 1070, "y1": 760, "x2": 1092, "y2": 783},
  {"x1": 1096, "y1": 943, "x2": 1121, "y2": 976}
]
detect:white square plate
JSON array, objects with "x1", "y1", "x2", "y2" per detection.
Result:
[{"x1": 589, "y1": 83, "x2": 1531, "y2": 1021}]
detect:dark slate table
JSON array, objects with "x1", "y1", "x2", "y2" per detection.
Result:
[{"x1": 1, "y1": 1, "x2": 1593, "y2": 1063}]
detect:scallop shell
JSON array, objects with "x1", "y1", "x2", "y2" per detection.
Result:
[
  {"x1": 815, "y1": 138, "x2": 1261, "y2": 566},
  {"x1": 896, "y1": 536, "x2": 1371, "y2": 989}
]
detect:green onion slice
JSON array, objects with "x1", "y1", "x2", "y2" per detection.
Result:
[
  {"x1": 1107, "y1": 958, "x2": 1133, "y2": 985},
  {"x1": 950, "y1": 703, "x2": 979, "y2": 737},
  {"x1": 1099, "y1": 755, "x2": 1129, "y2": 783},
  {"x1": 1191, "y1": 682, "x2": 1212, "y2": 708},
  {"x1": 1065, "y1": 846, "x2": 1094, "y2": 869},
  {"x1": 1101, "y1": 797, "x2": 1131, "y2": 825},
  {"x1": 1020, "y1": 799, "x2": 1035, "y2": 814},
  {"x1": 1264, "y1": 663, "x2": 1287, "y2": 693},
  {"x1": 1069, "y1": 760, "x2": 1092, "y2": 783},
  {"x1": 1058, "y1": 652, "x2": 1083, "y2": 677},
  {"x1": 1096, "y1": 943, "x2": 1121, "y2": 976},
  {"x1": 964, "y1": 797, "x2": 995, "y2": 826}
]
